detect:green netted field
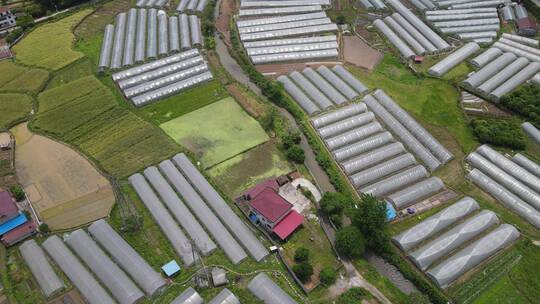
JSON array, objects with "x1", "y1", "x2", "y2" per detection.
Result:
[
  {"x1": 13, "y1": 9, "x2": 92, "y2": 70},
  {"x1": 160, "y1": 97, "x2": 269, "y2": 168},
  {"x1": 0, "y1": 94, "x2": 33, "y2": 129},
  {"x1": 33, "y1": 76, "x2": 180, "y2": 177}
]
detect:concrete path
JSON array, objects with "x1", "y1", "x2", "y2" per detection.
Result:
[
  {"x1": 292, "y1": 178, "x2": 322, "y2": 202},
  {"x1": 213, "y1": 24, "x2": 393, "y2": 304}
]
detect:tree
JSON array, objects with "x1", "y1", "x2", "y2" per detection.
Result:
[
  {"x1": 282, "y1": 131, "x2": 301, "y2": 148},
  {"x1": 335, "y1": 226, "x2": 365, "y2": 259},
  {"x1": 500, "y1": 84, "x2": 540, "y2": 128},
  {"x1": 320, "y1": 192, "x2": 346, "y2": 215},
  {"x1": 16, "y1": 15, "x2": 34, "y2": 30},
  {"x1": 292, "y1": 262, "x2": 313, "y2": 283},
  {"x1": 319, "y1": 267, "x2": 337, "y2": 285},
  {"x1": 352, "y1": 194, "x2": 391, "y2": 254},
  {"x1": 471, "y1": 119, "x2": 526, "y2": 150},
  {"x1": 285, "y1": 145, "x2": 305, "y2": 164},
  {"x1": 9, "y1": 185, "x2": 25, "y2": 202},
  {"x1": 294, "y1": 247, "x2": 310, "y2": 263}
]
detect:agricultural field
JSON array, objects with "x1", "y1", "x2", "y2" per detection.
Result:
[
  {"x1": 33, "y1": 75, "x2": 180, "y2": 177},
  {"x1": 0, "y1": 61, "x2": 49, "y2": 95},
  {"x1": 13, "y1": 9, "x2": 93, "y2": 70},
  {"x1": 160, "y1": 97, "x2": 269, "y2": 168},
  {"x1": 0, "y1": 94, "x2": 33, "y2": 130},
  {"x1": 137, "y1": 80, "x2": 229, "y2": 125},
  {"x1": 74, "y1": 0, "x2": 131, "y2": 38},
  {"x1": 11, "y1": 123, "x2": 115, "y2": 230},
  {"x1": 45, "y1": 58, "x2": 93, "y2": 90},
  {"x1": 349, "y1": 55, "x2": 477, "y2": 154},
  {"x1": 208, "y1": 141, "x2": 293, "y2": 197}
]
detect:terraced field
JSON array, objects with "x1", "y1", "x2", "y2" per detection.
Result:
[
  {"x1": 0, "y1": 61, "x2": 49, "y2": 94},
  {"x1": 33, "y1": 76, "x2": 180, "y2": 177},
  {"x1": 13, "y1": 9, "x2": 93, "y2": 70},
  {"x1": 0, "y1": 94, "x2": 33, "y2": 129}
]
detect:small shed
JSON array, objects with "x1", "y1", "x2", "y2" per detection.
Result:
[
  {"x1": 162, "y1": 260, "x2": 181, "y2": 277},
  {"x1": 0, "y1": 133, "x2": 10, "y2": 150},
  {"x1": 518, "y1": 17, "x2": 538, "y2": 36},
  {"x1": 211, "y1": 267, "x2": 228, "y2": 286}
]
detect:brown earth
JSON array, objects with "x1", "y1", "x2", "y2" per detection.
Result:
[
  {"x1": 12, "y1": 123, "x2": 115, "y2": 230},
  {"x1": 343, "y1": 35, "x2": 383, "y2": 71},
  {"x1": 74, "y1": 0, "x2": 130, "y2": 38},
  {"x1": 217, "y1": 0, "x2": 236, "y2": 43}
]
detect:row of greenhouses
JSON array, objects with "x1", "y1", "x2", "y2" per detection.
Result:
[
  {"x1": 129, "y1": 153, "x2": 269, "y2": 265},
  {"x1": 424, "y1": 7, "x2": 501, "y2": 43},
  {"x1": 20, "y1": 220, "x2": 167, "y2": 304},
  {"x1": 466, "y1": 145, "x2": 540, "y2": 229},
  {"x1": 462, "y1": 35, "x2": 540, "y2": 100},
  {"x1": 236, "y1": 7, "x2": 339, "y2": 63},
  {"x1": 278, "y1": 65, "x2": 367, "y2": 115},
  {"x1": 393, "y1": 197, "x2": 520, "y2": 288},
  {"x1": 98, "y1": 8, "x2": 202, "y2": 71},
  {"x1": 307, "y1": 87, "x2": 453, "y2": 211},
  {"x1": 372, "y1": 0, "x2": 451, "y2": 59},
  {"x1": 111, "y1": 50, "x2": 213, "y2": 106}
]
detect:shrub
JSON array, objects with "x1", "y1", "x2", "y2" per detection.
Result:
[
  {"x1": 285, "y1": 145, "x2": 305, "y2": 164},
  {"x1": 471, "y1": 119, "x2": 526, "y2": 150},
  {"x1": 337, "y1": 287, "x2": 370, "y2": 304},
  {"x1": 294, "y1": 247, "x2": 310, "y2": 263},
  {"x1": 335, "y1": 226, "x2": 365, "y2": 259},
  {"x1": 6, "y1": 28, "x2": 23, "y2": 44},
  {"x1": 282, "y1": 131, "x2": 301, "y2": 149},
  {"x1": 320, "y1": 192, "x2": 346, "y2": 216},
  {"x1": 292, "y1": 262, "x2": 313, "y2": 283},
  {"x1": 319, "y1": 267, "x2": 337, "y2": 286},
  {"x1": 407, "y1": 292, "x2": 430, "y2": 304},
  {"x1": 9, "y1": 185, "x2": 25, "y2": 201},
  {"x1": 39, "y1": 223, "x2": 50, "y2": 234},
  {"x1": 500, "y1": 84, "x2": 540, "y2": 128}
]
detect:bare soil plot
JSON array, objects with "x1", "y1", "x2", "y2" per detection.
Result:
[
  {"x1": 12, "y1": 123, "x2": 115, "y2": 230},
  {"x1": 160, "y1": 97, "x2": 269, "y2": 168},
  {"x1": 343, "y1": 36, "x2": 383, "y2": 70}
]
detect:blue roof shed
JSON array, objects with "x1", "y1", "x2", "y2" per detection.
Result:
[
  {"x1": 0, "y1": 213, "x2": 26, "y2": 235},
  {"x1": 162, "y1": 260, "x2": 181, "y2": 277}
]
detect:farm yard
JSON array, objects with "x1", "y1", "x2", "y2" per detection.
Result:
[
  {"x1": 160, "y1": 97, "x2": 270, "y2": 168},
  {"x1": 11, "y1": 123, "x2": 115, "y2": 230}
]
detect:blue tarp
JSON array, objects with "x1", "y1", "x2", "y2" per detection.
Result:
[
  {"x1": 161, "y1": 260, "x2": 181, "y2": 277},
  {"x1": 0, "y1": 213, "x2": 26, "y2": 235},
  {"x1": 386, "y1": 202, "x2": 397, "y2": 221}
]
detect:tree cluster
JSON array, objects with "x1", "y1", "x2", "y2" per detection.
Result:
[
  {"x1": 471, "y1": 119, "x2": 526, "y2": 150},
  {"x1": 292, "y1": 247, "x2": 313, "y2": 283},
  {"x1": 500, "y1": 84, "x2": 540, "y2": 128},
  {"x1": 320, "y1": 192, "x2": 347, "y2": 227},
  {"x1": 336, "y1": 287, "x2": 370, "y2": 304}
]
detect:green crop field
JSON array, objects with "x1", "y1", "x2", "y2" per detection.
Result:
[
  {"x1": 137, "y1": 80, "x2": 229, "y2": 124},
  {"x1": 33, "y1": 76, "x2": 180, "y2": 177},
  {"x1": 0, "y1": 94, "x2": 33, "y2": 129},
  {"x1": 45, "y1": 58, "x2": 94, "y2": 90},
  {"x1": 13, "y1": 9, "x2": 92, "y2": 70},
  {"x1": 350, "y1": 54, "x2": 477, "y2": 154},
  {"x1": 0, "y1": 61, "x2": 49, "y2": 94},
  {"x1": 208, "y1": 141, "x2": 293, "y2": 197},
  {"x1": 160, "y1": 97, "x2": 269, "y2": 168}
]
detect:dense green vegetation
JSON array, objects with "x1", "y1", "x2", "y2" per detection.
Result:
[
  {"x1": 320, "y1": 192, "x2": 346, "y2": 227},
  {"x1": 471, "y1": 119, "x2": 526, "y2": 150},
  {"x1": 500, "y1": 84, "x2": 540, "y2": 128},
  {"x1": 336, "y1": 287, "x2": 372, "y2": 304},
  {"x1": 33, "y1": 76, "x2": 179, "y2": 177}
]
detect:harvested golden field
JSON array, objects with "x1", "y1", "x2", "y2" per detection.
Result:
[{"x1": 12, "y1": 123, "x2": 115, "y2": 230}]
